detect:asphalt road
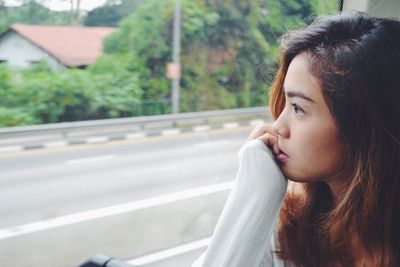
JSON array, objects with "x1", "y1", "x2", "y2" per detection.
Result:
[{"x1": 0, "y1": 126, "x2": 252, "y2": 267}]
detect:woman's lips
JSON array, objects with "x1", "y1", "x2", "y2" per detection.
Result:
[
  {"x1": 275, "y1": 152, "x2": 289, "y2": 162},
  {"x1": 274, "y1": 146, "x2": 289, "y2": 162}
]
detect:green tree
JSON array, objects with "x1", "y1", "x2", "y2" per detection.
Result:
[
  {"x1": 104, "y1": 0, "x2": 172, "y2": 103},
  {"x1": 0, "y1": 61, "x2": 142, "y2": 126},
  {"x1": 84, "y1": 5, "x2": 120, "y2": 26},
  {"x1": 0, "y1": 1, "x2": 71, "y2": 33},
  {"x1": 84, "y1": 0, "x2": 143, "y2": 27},
  {"x1": 102, "y1": 0, "x2": 336, "y2": 112}
]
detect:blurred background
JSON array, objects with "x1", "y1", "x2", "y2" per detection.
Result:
[
  {"x1": 0, "y1": 0, "x2": 337, "y2": 266},
  {"x1": 0, "y1": 0, "x2": 337, "y2": 124}
]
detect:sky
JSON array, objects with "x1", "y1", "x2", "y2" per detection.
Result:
[{"x1": 4, "y1": 0, "x2": 109, "y2": 11}]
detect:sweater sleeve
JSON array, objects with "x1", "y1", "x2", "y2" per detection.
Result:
[{"x1": 192, "y1": 139, "x2": 288, "y2": 267}]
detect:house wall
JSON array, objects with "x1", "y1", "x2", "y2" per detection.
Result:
[{"x1": 0, "y1": 31, "x2": 66, "y2": 70}]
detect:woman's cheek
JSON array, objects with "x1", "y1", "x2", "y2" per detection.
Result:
[{"x1": 282, "y1": 144, "x2": 317, "y2": 181}]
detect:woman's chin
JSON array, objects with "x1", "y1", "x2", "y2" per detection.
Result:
[{"x1": 282, "y1": 171, "x2": 310, "y2": 183}]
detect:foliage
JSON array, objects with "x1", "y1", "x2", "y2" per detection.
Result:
[
  {"x1": 102, "y1": 0, "x2": 336, "y2": 112},
  {"x1": 0, "y1": 1, "x2": 71, "y2": 33},
  {"x1": 0, "y1": 107, "x2": 38, "y2": 127},
  {"x1": 103, "y1": 0, "x2": 173, "y2": 102},
  {"x1": 0, "y1": 61, "x2": 142, "y2": 126},
  {"x1": 84, "y1": 0, "x2": 144, "y2": 27}
]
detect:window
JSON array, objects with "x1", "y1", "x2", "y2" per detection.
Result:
[{"x1": 0, "y1": 1, "x2": 353, "y2": 267}]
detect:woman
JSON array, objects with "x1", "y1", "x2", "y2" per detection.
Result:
[{"x1": 193, "y1": 12, "x2": 400, "y2": 267}]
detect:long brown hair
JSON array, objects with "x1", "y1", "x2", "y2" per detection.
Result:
[{"x1": 269, "y1": 12, "x2": 400, "y2": 266}]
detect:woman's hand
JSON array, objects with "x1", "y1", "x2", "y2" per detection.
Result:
[
  {"x1": 247, "y1": 122, "x2": 280, "y2": 156},
  {"x1": 248, "y1": 123, "x2": 305, "y2": 197}
]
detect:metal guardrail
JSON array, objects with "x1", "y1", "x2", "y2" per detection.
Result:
[{"x1": 0, "y1": 107, "x2": 270, "y2": 139}]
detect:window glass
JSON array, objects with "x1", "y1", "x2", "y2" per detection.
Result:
[{"x1": 0, "y1": 1, "x2": 339, "y2": 266}]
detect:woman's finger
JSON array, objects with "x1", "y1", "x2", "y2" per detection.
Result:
[
  {"x1": 272, "y1": 142, "x2": 280, "y2": 155},
  {"x1": 247, "y1": 122, "x2": 278, "y2": 141},
  {"x1": 257, "y1": 132, "x2": 277, "y2": 147}
]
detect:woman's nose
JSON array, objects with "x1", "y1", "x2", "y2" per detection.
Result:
[{"x1": 272, "y1": 116, "x2": 290, "y2": 138}]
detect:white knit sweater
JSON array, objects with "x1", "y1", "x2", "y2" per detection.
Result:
[{"x1": 192, "y1": 139, "x2": 294, "y2": 267}]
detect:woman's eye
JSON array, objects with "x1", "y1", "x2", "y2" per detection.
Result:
[{"x1": 291, "y1": 102, "x2": 305, "y2": 115}]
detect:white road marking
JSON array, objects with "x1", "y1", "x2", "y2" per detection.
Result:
[
  {"x1": 43, "y1": 141, "x2": 68, "y2": 148},
  {"x1": 193, "y1": 125, "x2": 211, "y2": 132},
  {"x1": 86, "y1": 136, "x2": 109, "y2": 144},
  {"x1": 65, "y1": 155, "x2": 117, "y2": 164},
  {"x1": 128, "y1": 237, "x2": 210, "y2": 265},
  {"x1": 222, "y1": 122, "x2": 239, "y2": 129},
  {"x1": 125, "y1": 132, "x2": 146, "y2": 139},
  {"x1": 0, "y1": 182, "x2": 233, "y2": 240},
  {"x1": 0, "y1": 146, "x2": 23, "y2": 153},
  {"x1": 161, "y1": 128, "x2": 181, "y2": 135}
]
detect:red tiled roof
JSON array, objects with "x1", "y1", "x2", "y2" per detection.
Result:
[{"x1": 9, "y1": 24, "x2": 117, "y2": 67}]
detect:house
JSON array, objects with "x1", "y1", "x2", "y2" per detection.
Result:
[{"x1": 0, "y1": 24, "x2": 116, "y2": 70}]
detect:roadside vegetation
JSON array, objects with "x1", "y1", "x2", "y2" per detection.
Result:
[{"x1": 0, "y1": 0, "x2": 336, "y2": 127}]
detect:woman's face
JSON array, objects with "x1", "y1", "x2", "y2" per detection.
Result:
[{"x1": 272, "y1": 52, "x2": 345, "y2": 184}]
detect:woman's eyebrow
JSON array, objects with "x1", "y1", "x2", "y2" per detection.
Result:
[{"x1": 283, "y1": 86, "x2": 316, "y2": 103}]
